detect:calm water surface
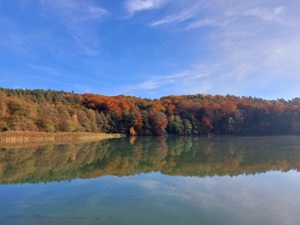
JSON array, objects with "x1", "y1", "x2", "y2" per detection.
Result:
[{"x1": 0, "y1": 136, "x2": 300, "y2": 225}]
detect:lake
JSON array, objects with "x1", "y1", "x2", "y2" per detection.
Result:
[{"x1": 0, "y1": 136, "x2": 300, "y2": 225}]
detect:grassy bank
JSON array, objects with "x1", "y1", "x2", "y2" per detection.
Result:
[{"x1": 0, "y1": 131, "x2": 124, "y2": 148}]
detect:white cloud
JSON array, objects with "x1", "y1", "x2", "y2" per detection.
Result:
[
  {"x1": 149, "y1": 1, "x2": 285, "y2": 31},
  {"x1": 36, "y1": 1, "x2": 110, "y2": 58},
  {"x1": 1, "y1": 1, "x2": 110, "y2": 59},
  {"x1": 185, "y1": 17, "x2": 214, "y2": 30},
  {"x1": 150, "y1": 2, "x2": 204, "y2": 27},
  {"x1": 141, "y1": 1, "x2": 300, "y2": 98},
  {"x1": 123, "y1": 34, "x2": 300, "y2": 99},
  {"x1": 25, "y1": 64, "x2": 74, "y2": 78},
  {"x1": 88, "y1": 5, "x2": 109, "y2": 18},
  {"x1": 125, "y1": 0, "x2": 168, "y2": 15},
  {"x1": 130, "y1": 70, "x2": 189, "y2": 90},
  {"x1": 136, "y1": 180, "x2": 161, "y2": 190},
  {"x1": 40, "y1": 0, "x2": 109, "y2": 21},
  {"x1": 2, "y1": 0, "x2": 300, "y2": 99},
  {"x1": 151, "y1": 12, "x2": 193, "y2": 27},
  {"x1": 122, "y1": 67, "x2": 214, "y2": 97}
]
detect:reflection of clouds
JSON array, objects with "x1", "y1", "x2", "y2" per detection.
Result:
[
  {"x1": 136, "y1": 180, "x2": 161, "y2": 191},
  {"x1": 134, "y1": 175, "x2": 221, "y2": 208},
  {"x1": 131, "y1": 171, "x2": 300, "y2": 225},
  {"x1": 217, "y1": 172, "x2": 300, "y2": 225},
  {"x1": 3, "y1": 170, "x2": 300, "y2": 225}
]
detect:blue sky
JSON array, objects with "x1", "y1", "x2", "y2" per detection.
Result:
[{"x1": 0, "y1": 0, "x2": 299, "y2": 99}]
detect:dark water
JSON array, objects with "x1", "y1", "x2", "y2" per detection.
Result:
[{"x1": 1, "y1": 136, "x2": 300, "y2": 225}]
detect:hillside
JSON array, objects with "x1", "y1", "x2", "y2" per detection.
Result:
[{"x1": 0, "y1": 87, "x2": 300, "y2": 135}]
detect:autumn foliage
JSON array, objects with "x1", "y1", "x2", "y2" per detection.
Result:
[{"x1": 0, "y1": 88, "x2": 300, "y2": 135}]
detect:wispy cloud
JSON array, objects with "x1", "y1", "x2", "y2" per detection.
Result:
[
  {"x1": 1, "y1": 1, "x2": 300, "y2": 99},
  {"x1": 150, "y1": 13, "x2": 192, "y2": 27},
  {"x1": 40, "y1": 0, "x2": 109, "y2": 20},
  {"x1": 87, "y1": 5, "x2": 109, "y2": 19},
  {"x1": 127, "y1": 70, "x2": 189, "y2": 91},
  {"x1": 149, "y1": 1, "x2": 285, "y2": 30},
  {"x1": 36, "y1": 1, "x2": 110, "y2": 58},
  {"x1": 26, "y1": 64, "x2": 74, "y2": 78},
  {"x1": 122, "y1": 67, "x2": 214, "y2": 97},
  {"x1": 138, "y1": 1, "x2": 300, "y2": 98},
  {"x1": 1, "y1": 1, "x2": 109, "y2": 58},
  {"x1": 125, "y1": 0, "x2": 168, "y2": 15},
  {"x1": 185, "y1": 16, "x2": 214, "y2": 30},
  {"x1": 150, "y1": 2, "x2": 204, "y2": 27}
]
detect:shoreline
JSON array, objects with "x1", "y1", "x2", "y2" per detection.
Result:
[{"x1": 0, "y1": 131, "x2": 124, "y2": 148}]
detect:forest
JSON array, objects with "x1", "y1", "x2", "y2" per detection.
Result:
[{"x1": 0, "y1": 87, "x2": 300, "y2": 136}]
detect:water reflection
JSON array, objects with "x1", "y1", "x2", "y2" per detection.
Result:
[
  {"x1": 1, "y1": 136, "x2": 300, "y2": 225},
  {"x1": 1, "y1": 136, "x2": 300, "y2": 184}
]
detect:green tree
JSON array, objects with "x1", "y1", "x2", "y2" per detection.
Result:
[{"x1": 167, "y1": 115, "x2": 183, "y2": 135}]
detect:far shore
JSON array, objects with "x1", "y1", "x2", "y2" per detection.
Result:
[{"x1": 0, "y1": 131, "x2": 124, "y2": 148}]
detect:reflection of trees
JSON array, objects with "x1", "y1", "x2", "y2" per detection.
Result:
[{"x1": 1, "y1": 136, "x2": 300, "y2": 184}]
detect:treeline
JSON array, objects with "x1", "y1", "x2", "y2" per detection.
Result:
[{"x1": 0, "y1": 87, "x2": 300, "y2": 135}]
